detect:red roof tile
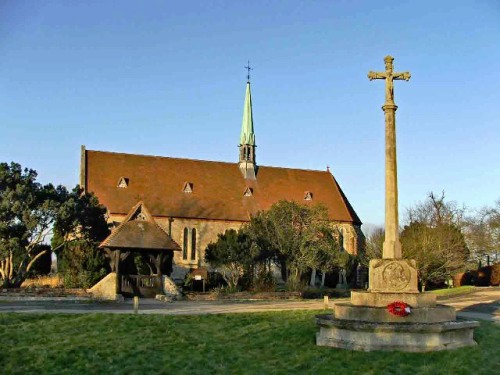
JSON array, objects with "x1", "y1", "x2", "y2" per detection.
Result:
[{"x1": 85, "y1": 150, "x2": 361, "y2": 225}]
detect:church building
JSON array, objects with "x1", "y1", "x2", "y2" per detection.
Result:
[{"x1": 80, "y1": 78, "x2": 363, "y2": 282}]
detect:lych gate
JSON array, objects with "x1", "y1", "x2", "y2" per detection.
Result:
[{"x1": 99, "y1": 201, "x2": 181, "y2": 297}]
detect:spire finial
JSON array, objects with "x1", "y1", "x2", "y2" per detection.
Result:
[{"x1": 244, "y1": 60, "x2": 252, "y2": 82}]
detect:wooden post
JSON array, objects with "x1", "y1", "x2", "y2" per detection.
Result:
[
  {"x1": 133, "y1": 296, "x2": 139, "y2": 314},
  {"x1": 115, "y1": 249, "x2": 122, "y2": 294},
  {"x1": 157, "y1": 253, "x2": 164, "y2": 293},
  {"x1": 323, "y1": 295, "x2": 329, "y2": 310}
]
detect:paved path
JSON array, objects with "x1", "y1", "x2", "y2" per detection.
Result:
[
  {"x1": 0, "y1": 287, "x2": 498, "y2": 322},
  {"x1": 436, "y1": 288, "x2": 500, "y2": 322}
]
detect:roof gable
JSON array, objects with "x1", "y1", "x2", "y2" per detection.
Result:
[{"x1": 99, "y1": 201, "x2": 181, "y2": 250}]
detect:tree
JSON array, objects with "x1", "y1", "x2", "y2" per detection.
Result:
[
  {"x1": 401, "y1": 192, "x2": 469, "y2": 290},
  {"x1": 246, "y1": 201, "x2": 343, "y2": 290},
  {"x1": 361, "y1": 227, "x2": 384, "y2": 266},
  {"x1": 53, "y1": 186, "x2": 110, "y2": 288},
  {"x1": 205, "y1": 229, "x2": 255, "y2": 291},
  {"x1": 465, "y1": 199, "x2": 500, "y2": 266},
  {"x1": 0, "y1": 162, "x2": 64, "y2": 287},
  {"x1": 54, "y1": 186, "x2": 110, "y2": 244}
]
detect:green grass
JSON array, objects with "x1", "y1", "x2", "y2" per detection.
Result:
[
  {"x1": 0, "y1": 311, "x2": 498, "y2": 375},
  {"x1": 430, "y1": 286, "x2": 477, "y2": 297}
]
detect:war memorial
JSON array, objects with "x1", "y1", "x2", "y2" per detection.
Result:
[{"x1": 315, "y1": 56, "x2": 480, "y2": 352}]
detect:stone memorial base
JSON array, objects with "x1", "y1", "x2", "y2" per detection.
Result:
[
  {"x1": 316, "y1": 315, "x2": 479, "y2": 352},
  {"x1": 316, "y1": 258, "x2": 479, "y2": 352}
]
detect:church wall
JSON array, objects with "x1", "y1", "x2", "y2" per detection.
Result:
[
  {"x1": 107, "y1": 213, "x2": 243, "y2": 282},
  {"x1": 333, "y1": 223, "x2": 366, "y2": 256},
  {"x1": 154, "y1": 216, "x2": 243, "y2": 265},
  {"x1": 107, "y1": 213, "x2": 363, "y2": 283}
]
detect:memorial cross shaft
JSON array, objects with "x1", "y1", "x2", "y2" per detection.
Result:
[{"x1": 368, "y1": 55, "x2": 411, "y2": 259}]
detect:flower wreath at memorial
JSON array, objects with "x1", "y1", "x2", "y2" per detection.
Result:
[{"x1": 387, "y1": 301, "x2": 411, "y2": 317}]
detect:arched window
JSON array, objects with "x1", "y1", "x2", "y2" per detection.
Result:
[
  {"x1": 191, "y1": 228, "x2": 197, "y2": 261},
  {"x1": 183, "y1": 227, "x2": 188, "y2": 260}
]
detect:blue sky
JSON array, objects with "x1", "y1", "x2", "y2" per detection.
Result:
[{"x1": 1, "y1": 1, "x2": 499, "y2": 227}]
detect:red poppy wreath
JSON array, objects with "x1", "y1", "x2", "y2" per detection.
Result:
[{"x1": 387, "y1": 301, "x2": 411, "y2": 317}]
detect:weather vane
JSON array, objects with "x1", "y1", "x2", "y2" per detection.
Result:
[{"x1": 244, "y1": 60, "x2": 253, "y2": 82}]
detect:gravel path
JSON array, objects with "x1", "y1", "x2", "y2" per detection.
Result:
[{"x1": 0, "y1": 287, "x2": 498, "y2": 321}]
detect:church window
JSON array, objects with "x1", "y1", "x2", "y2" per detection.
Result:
[
  {"x1": 339, "y1": 228, "x2": 345, "y2": 252},
  {"x1": 183, "y1": 227, "x2": 188, "y2": 260},
  {"x1": 191, "y1": 229, "x2": 197, "y2": 261},
  {"x1": 183, "y1": 182, "x2": 193, "y2": 193},
  {"x1": 304, "y1": 191, "x2": 313, "y2": 201},
  {"x1": 117, "y1": 177, "x2": 129, "y2": 188},
  {"x1": 243, "y1": 187, "x2": 253, "y2": 197}
]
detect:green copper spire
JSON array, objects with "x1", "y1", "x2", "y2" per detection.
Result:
[
  {"x1": 238, "y1": 65, "x2": 257, "y2": 180},
  {"x1": 240, "y1": 81, "x2": 255, "y2": 146}
]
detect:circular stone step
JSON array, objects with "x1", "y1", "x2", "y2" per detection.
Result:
[
  {"x1": 334, "y1": 301, "x2": 456, "y2": 323},
  {"x1": 316, "y1": 314, "x2": 479, "y2": 352}
]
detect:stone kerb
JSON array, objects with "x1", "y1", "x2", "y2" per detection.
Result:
[
  {"x1": 350, "y1": 290, "x2": 436, "y2": 307},
  {"x1": 334, "y1": 301, "x2": 455, "y2": 323},
  {"x1": 316, "y1": 315, "x2": 479, "y2": 352}
]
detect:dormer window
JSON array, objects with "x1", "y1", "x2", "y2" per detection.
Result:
[
  {"x1": 243, "y1": 187, "x2": 253, "y2": 197},
  {"x1": 117, "y1": 177, "x2": 129, "y2": 188},
  {"x1": 183, "y1": 182, "x2": 193, "y2": 193},
  {"x1": 304, "y1": 191, "x2": 313, "y2": 201}
]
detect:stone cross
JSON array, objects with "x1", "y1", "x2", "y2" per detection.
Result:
[
  {"x1": 368, "y1": 56, "x2": 411, "y2": 259},
  {"x1": 368, "y1": 56, "x2": 411, "y2": 105}
]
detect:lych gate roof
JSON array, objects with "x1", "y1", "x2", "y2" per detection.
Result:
[
  {"x1": 99, "y1": 201, "x2": 181, "y2": 251},
  {"x1": 85, "y1": 150, "x2": 361, "y2": 225}
]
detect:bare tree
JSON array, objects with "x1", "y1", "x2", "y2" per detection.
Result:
[
  {"x1": 401, "y1": 192, "x2": 468, "y2": 291},
  {"x1": 465, "y1": 199, "x2": 500, "y2": 266},
  {"x1": 361, "y1": 227, "x2": 384, "y2": 266}
]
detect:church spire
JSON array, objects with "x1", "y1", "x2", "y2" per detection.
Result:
[
  {"x1": 239, "y1": 62, "x2": 257, "y2": 180},
  {"x1": 240, "y1": 80, "x2": 255, "y2": 146}
]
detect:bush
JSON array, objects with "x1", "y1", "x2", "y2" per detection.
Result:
[
  {"x1": 284, "y1": 277, "x2": 306, "y2": 292},
  {"x1": 301, "y1": 287, "x2": 350, "y2": 299},
  {"x1": 476, "y1": 266, "x2": 492, "y2": 286},
  {"x1": 490, "y1": 263, "x2": 500, "y2": 286},
  {"x1": 57, "y1": 241, "x2": 108, "y2": 289},
  {"x1": 62, "y1": 270, "x2": 106, "y2": 289},
  {"x1": 252, "y1": 269, "x2": 276, "y2": 292},
  {"x1": 453, "y1": 264, "x2": 500, "y2": 287},
  {"x1": 207, "y1": 271, "x2": 227, "y2": 290}
]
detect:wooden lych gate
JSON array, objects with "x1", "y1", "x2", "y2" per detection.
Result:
[{"x1": 99, "y1": 202, "x2": 181, "y2": 298}]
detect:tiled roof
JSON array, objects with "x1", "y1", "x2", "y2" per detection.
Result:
[
  {"x1": 99, "y1": 201, "x2": 181, "y2": 251},
  {"x1": 85, "y1": 150, "x2": 361, "y2": 225}
]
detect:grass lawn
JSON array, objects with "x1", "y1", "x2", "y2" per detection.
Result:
[
  {"x1": 0, "y1": 311, "x2": 498, "y2": 375},
  {"x1": 430, "y1": 286, "x2": 477, "y2": 297}
]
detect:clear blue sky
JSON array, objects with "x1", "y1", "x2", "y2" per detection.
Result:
[{"x1": 1, "y1": 1, "x2": 499, "y2": 228}]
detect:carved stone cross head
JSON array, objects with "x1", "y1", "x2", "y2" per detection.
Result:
[{"x1": 368, "y1": 55, "x2": 411, "y2": 105}]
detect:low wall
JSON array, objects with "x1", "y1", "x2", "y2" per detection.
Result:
[{"x1": 88, "y1": 273, "x2": 123, "y2": 301}]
